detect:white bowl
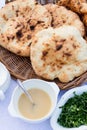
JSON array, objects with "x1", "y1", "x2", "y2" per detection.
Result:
[
  {"x1": 0, "y1": 62, "x2": 11, "y2": 100},
  {"x1": 8, "y1": 79, "x2": 60, "y2": 123},
  {"x1": 50, "y1": 85, "x2": 87, "y2": 130}
]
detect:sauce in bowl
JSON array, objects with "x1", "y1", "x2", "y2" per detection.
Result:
[{"x1": 18, "y1": 88, "x2": 52, "y2": 119}]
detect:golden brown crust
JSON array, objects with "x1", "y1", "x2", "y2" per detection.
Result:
[
  {"x1": 45, "y1": 4, "x2": 85, "y2": 36},
  {"x1": 57, "y1": 0, "x2": 87, "y2": 14},
  {"x1": 57, "y1": 0, "x2": 87, "y2": 27}
]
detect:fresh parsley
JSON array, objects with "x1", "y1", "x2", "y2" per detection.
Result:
[{"x1": 57, "y1": 92, "x2": 87, "y2": 128}]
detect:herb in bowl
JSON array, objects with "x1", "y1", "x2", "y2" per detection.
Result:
[{"x1": 57, "y1": 92, "x2": 87, "y2": 128}]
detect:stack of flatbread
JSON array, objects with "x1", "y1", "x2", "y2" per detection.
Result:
[{"x1": 0, "y1": 0, "x2": 87, "y2": 88}]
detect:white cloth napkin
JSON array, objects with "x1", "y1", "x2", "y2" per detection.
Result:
[{"x1": 0, "y1": 0, "x2": 5, "y2": 9}]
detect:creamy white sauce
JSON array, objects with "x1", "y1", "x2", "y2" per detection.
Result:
[{"x1": 18, "y1": 88, "x2": 52, "y2": 119}]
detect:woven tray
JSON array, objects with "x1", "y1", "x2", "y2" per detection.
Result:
[{"x1": 0, "y1": 46, "x2": 87, "y2": 90}]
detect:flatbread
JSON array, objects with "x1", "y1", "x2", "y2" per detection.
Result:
[
  {"x1": 45, "y1": 4, "x2": 85, "y2": 36},
  {"x1": 0, "y1": 0, "x2": 51, "y2": 56},
  {"x1": 30, "y1": 25, "x2": 87, "y2": 83},
  {"x1": 57, "y1": 0, "x2": 87, "y2": 14}
]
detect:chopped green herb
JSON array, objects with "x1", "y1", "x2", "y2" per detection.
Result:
[{"x1": 57, "y1": 92, "x2": 87, "y2": 128}]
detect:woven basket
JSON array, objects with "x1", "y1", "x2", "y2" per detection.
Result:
[{"x1": 1, "y1": 0, "x2": 87, "y2": 90}]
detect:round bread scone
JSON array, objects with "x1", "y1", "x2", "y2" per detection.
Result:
[
  {"x1": 45, "y1": 4, "x2": 85, "y2": 36},
  {"x1": 30, "y1": 25, "x2": 87, "y2": 83},
  {"x1": 0, "y1": 1, "x2": 52, "y2": 56}
]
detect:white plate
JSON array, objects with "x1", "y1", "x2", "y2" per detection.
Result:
[{"x1": 50, "y1": 85, "x2": 87, "y2": 130}]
